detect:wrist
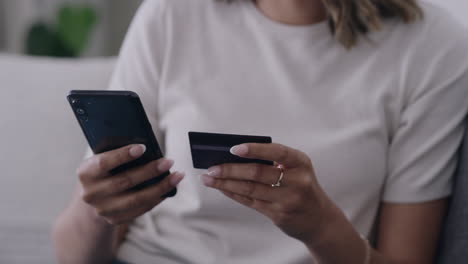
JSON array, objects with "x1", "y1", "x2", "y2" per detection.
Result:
[
  {"x1": 303, "y1": 199, "x2": 368, "y2": 263},
  {"x1": 71, "y1": 196, "x2": 113, "y2": 229},
  {"x1": 305, "y1": 200, "x2": 345, "y2": 249}
]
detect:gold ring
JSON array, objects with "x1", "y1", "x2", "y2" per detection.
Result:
[{"x1": 271, "y1": 165, "x2": 284, "y2": 187}]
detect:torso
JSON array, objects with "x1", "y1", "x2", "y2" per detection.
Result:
[{"x1": 114, "y1": 1, "x2": 468, "y2": 263}]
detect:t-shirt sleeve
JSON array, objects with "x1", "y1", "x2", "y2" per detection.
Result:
[{"x1": 383, "y1": 28, "x2": 468, "y2": 203}]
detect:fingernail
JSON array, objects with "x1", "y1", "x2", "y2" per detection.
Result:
[
  {"x1": 170, "y1": 172, "x2": 185, "y2": 186},
  {"x1": 158, "y1": 159, "x2": 174, "y2": 172},
  {"x1": 130, "y1": 144, "x2": 146, "y2": 158},
  {"x1": 230, "y1": 144, "x2": 249, "y2": 156},
  {"x1": 201, "y1": 174, "x2": 214, "y2": 187},
  {"x1": 207, "y1": 166, "x2": 221, "y2": 177}
]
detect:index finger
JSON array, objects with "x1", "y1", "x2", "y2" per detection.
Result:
[
  {"x1": 230, "y1": 143, "x2": 307, "y2": 168},
  {"x1": 80, "y1": 144, "x2": 146, "y2": 180}
]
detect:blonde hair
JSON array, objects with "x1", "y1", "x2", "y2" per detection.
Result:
[
  {"x1": 221, "y1": 0, "x2": 423, "y2": 48},
  {"x1": 323, "y1": 0, "x2": 423, "y2": 48}
]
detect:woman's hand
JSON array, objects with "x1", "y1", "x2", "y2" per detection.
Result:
[
  {"x1": 77, "y1": 144, "x2": 184, "y2": 225},
  {"x1": 200, "y1": 143, "x2": 338, "y2": 245}
]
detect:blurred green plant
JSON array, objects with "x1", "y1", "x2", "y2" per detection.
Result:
[{"x1": 25, "y1": 4, "x2": 97, "y2": 57}]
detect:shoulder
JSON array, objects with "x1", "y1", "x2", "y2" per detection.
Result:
[
  {"x1": 378, "y1": 2, "x2": 468, "y2": 51},
  {"x1": 415, "y1": 2, "x2": 468, "y2": 45},
  {"x1": 415, "y1": 2, "x2": 468, "y2": 69},
  {"x1": 366, "y1": 2, "x2": 468, "y2": 109},
  {"x1": 418, "y1": 2, "x2": 468, "y2": 74},
  {"x1": 386, "y1": 2, "x2": 468, "y2": 84},
  {"x1": 375, "y1": 2, "x2": 468, "y2": 52}
]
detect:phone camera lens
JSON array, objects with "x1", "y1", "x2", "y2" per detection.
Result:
[
  {"x1": 71, "y1": 99, "x2": 80, "y2": 105},
  {"x1": 76, "y1": 108, "x2": 86, "y2": 115},
  {"x1": 79, "y1": 116, "x2": 89, "y2": 122}
]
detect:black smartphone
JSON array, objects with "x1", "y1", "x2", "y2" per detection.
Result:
[{"x1": 67, "y1": 90, "x2": 176, "y2": 198}]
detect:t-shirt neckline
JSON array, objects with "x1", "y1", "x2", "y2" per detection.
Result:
[{"x1": 243, "y1": 0, "x2": 330, "y2": 37}]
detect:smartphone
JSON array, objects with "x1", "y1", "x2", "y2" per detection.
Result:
[{"x1": 67, "y1": 90, "x2": 176, "y2": 198}]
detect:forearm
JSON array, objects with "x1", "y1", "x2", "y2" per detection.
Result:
[
  {"x1": 53, "y1": 190, "x2": 117, "y2": 264},
  {"x1": 306, "y1": 206, "x2": 395, "y2": 264}
]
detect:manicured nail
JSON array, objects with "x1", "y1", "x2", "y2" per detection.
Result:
[
  {"x1": 170, "y1": 172, "x2": 185, "y2": 186},
  {"x1": 207, "y1": 166, "x2": 221, "y2": 177},
  {"x1": 129, "y1": 144, "x2": 146, "y2": 158},
  {"x1": 158, "y1": 159, "x2": 174, "y2": 172},
  {"x1": 230, "y1": 144, "x2": 249, "y2": 156},
  {"x1": 201, "y1": 174, "x2": 215, "y2": 187}
]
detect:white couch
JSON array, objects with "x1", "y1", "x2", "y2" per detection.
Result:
[{"x1": 0, "y1": 54, "x2": 115, "y2": 264}]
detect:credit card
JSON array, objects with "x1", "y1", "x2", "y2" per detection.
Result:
[{"x1": 188, "y1": 132, "x2": 274, "y2": 169}]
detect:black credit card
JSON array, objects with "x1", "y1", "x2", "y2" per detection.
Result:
[{"x1": 188, "y1": 132, "x2": 274, "y2": 169}]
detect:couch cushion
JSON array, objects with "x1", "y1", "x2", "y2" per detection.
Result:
[
  {"x1": 437, "y1": 117, "x2": 468, "y2": 263},
  {"x1": 0, "y1": 54, "x2": 115, "y2": 263}
]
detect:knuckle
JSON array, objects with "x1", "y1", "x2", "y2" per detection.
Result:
[
  {"x1": 95, "y1": 156, "x2": 108, "y2": 171},
  {"x1": 297, "y1": 173, "x2": 313, "y2": 187},
  {"x1": 125, "y1": 194, "x2": 143, "y2": 210},
  {"x1": 303, "y1": 154, "x2": 312, "y2": 166},
  {"x1": 77, "y1": 172, "x2": 87, "y2": 183},
  {"x1": 277, "y1": 145, "x2": 289, "y2": 162},
  {"x1": 143, "y1": 202, "x2": 158, "y2": 212},
  {"x1": 115, "y1": 217, "x2": 129, "y2": 225},
  {"x1": 76, "y1": 166, "x2": 89, "y2": 182},
  {"x1": 139, "y1": 204, "x2": 157, "y2": 216},
  {"x1": 154, "y1": 174, "x2": 172, "y2": 193},
  {"x1": 110, "y1": 174, "x2": 133, "y2": 192},
  {"x1": 211, "y1": 179, "x2": 221, "y2": 189},
  {"x1": 153, "y1": 162, "x2": 167, "y2": 177},
  {"x1": 272, "y1": 212, "x2": 289, "y2": 226},
  {"x1": 163, "y1": 176, "x2": 174, "y2": 191},
  {"x1": 154, "y1": 179, "x2": 171, "y2": 196},
  {"x1": 301, "y1": 177, "x2": 313, "y2": 187},
  {"x1": 106, "y1": 219, "x2": 117, "y2": 225},
  {"x1": 115, "y1": 150, "x2": 130, "y2": 165},
  {"x1": 139, "y1": 161, "x2": 158, "y2": 180},
  {"x1": 106, "y1": 217, "x2": 122, "y2": 225},
  {"x1": 81, "y1": 191, "x2": 95, "y2": 204},
  {"x1": 219, "y1": 165, "x2": 228, "y2": 179},
  {"x1": 95, "y1": 207, "x2": 109, "y2": 217},
  {"x1": 298, "y1": 150, "x2": 311, "y2": 164},
  {"x1": 150, "y1": 160, "x2": 161, "y2": 172},
  {"x1": 146, "y1": 200, "x2": 161, "y2": 212},
  {"x1": 243, "y1": 197, "x2": 255, "y2": 207},
  {"x1": 242, "y1": 181, "x2": 256, "y2": 196},
  {"x1": 292, "y1": 192, "x2": 304, "y2": 205},
  {"x1": 249, "y1": 165, "x2": 262, "y2": 181},
  {"x1": 283, "y1": 196, "x2": 301, "y2": 213}
]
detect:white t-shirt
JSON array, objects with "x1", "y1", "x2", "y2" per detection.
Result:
[{"x1": 108, "y1": 0, "x2": 468, "y2": 263}]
